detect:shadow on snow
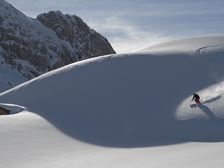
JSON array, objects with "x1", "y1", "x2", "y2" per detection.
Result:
[
  {"x1": 32, "y1": 54, "x2": 224, "y2": 148},
  {"x1": 2, "y1": 53, "x2": 224, "y2": 148}
]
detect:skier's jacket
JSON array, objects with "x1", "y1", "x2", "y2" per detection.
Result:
[
  {"x1": 192, "y1": 94, "x2": 200, "y2": 100},
  {"x1": 192, "y1": 93, "x2": 200, "y2": 102}
]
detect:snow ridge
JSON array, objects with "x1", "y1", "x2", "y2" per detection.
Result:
[
  {"x1": 1, "y1": 35, "x2": 224, "y2": 147},
  {"x1": 1, "y1": 34, "x2": 224, "y2": 167}
]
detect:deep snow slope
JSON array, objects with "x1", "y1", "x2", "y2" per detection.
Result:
[{"x1": 1, "y1": 35, "x2": 224, "y2": 167}]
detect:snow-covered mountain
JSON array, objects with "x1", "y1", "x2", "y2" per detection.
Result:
[
  {"x1": 0, "y1": 35, "x2": 224, "y2": 167},
  {"x1": 0, "y1": 0, "x2": 115, "y2": 91}
]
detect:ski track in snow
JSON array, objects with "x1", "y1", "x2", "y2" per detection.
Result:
[{"x1": 195, "y1": 44, "x2": 224, "y2": 55}]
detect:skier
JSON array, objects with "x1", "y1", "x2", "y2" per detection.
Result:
[{"x1": 192, "y1": 93, "x2": 201, "y2": 104}]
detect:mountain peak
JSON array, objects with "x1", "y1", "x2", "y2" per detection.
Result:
[
  {"x1": 0, "y1": 2, "x2": 115, "y2": 92},
  {"x1": 37, "y1": 10, "x2": 90, "y2": 43},
  {"x1": 37, "y1": 10, "x2": 115, "y2": 57}
]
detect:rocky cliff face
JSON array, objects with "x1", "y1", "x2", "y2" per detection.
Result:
[
  {"x1": 0, "y1": 0, "x2": 115, "y2": 91},
  {"x1": 37, "y1": 11, "x2": 115, "y2": 59}
]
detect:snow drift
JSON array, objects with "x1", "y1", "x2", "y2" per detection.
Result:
[{"x1": 1, "y1": 35, "x2": 224, "y2": 148}]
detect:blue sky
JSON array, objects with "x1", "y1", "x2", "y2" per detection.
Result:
[{"x1": 6, "y1": 0, "x2": 224, "y2": 53}]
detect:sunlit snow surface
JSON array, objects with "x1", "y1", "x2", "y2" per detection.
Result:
[{"x1": 1, "y1": 35, "x2": 224, "y2": 167}]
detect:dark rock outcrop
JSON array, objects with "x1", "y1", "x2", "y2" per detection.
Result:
[{"x1": 37, "y1": 11, "x2": 115, "y2": 61}]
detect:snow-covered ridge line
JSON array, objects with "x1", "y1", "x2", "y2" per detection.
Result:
[{"x1": 0, "y1": 54, "x2": 114, "y2": 96}]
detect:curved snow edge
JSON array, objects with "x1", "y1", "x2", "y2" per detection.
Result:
[{"x1": 0, "y1": 103, "x2": 27, "y2": 114}]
